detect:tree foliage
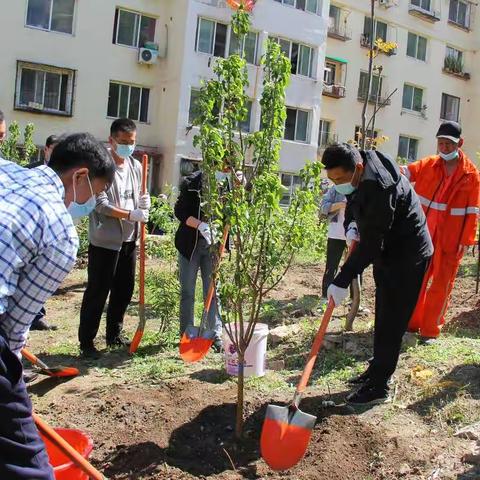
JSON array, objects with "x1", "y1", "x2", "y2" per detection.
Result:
[{"x1": 0, "y1": 121, "x2": 37, "y2": 166}]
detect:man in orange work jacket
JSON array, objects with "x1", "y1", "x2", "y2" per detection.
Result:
[{"x1": 402, "y1": 121, "x2": 480, "y2": 344}]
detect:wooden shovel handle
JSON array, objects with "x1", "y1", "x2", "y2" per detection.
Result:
[
  {"x1": 33, "y1": 413, "x2": 106, "y2": 480},
  {"x1": 296, "y1": 242, "x2": 357, "y2": 394}
]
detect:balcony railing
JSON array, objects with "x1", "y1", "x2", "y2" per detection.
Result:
[
  {"x1": 408, "y1": 3, "x2": 441, "y2": 22},
  {"x1": 328, "y1": 24, "x2": 352, "y2": 41},
  {"x1": 357, "y1": 93, "x2": 392, "y2": 106},
  {"x1": 323, "y1": 83, "x2": 346, "y2": 99}
]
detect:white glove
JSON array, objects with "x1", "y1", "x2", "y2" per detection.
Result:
[
  {"x1": 129, "y1": 208, "x2": 149, "y2": 223},
  {"x1": 327, "y1": 284, "x2": 349, "y2": 307},
  {"x1": 138, "y1": 193, "x2": 151, "y2": 210},
  {"x1": 346, "y1": 221, "x2": 360, "y2": 247},
  {"x1": 198, "y1": 222, "x2": 214, "y2": 246}
]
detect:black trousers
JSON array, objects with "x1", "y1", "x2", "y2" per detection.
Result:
[
  {"x1": 367, "y1": 256, "x2": 429, "y2": 388},
  {"x1": 322, "y1": 238, "x2": 347, "y2": 298},
  {"x1": 0, "y1": 331, "x2": 54, "y2": 479},
  {"x1": 78, "y1": 242, "x2": 136, "y2": 347}
]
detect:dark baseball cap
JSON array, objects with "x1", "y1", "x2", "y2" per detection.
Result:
[{"x1": 436, "y1": 121, "x2": 462, "y2": 143}]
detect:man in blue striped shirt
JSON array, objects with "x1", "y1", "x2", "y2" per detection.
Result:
[{"x1": 0, "y1": 133, "x2": 115, "y2": 480}]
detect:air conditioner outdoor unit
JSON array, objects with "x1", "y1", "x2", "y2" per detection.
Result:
[{"x1": 138, "y1": 48, "x2": 159, "y2": 65}]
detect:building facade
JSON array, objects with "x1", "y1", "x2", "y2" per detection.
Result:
[
  {"x1": 0, "y1": 0, "x2": 329, "y2": 193},
  {"x1": 323, "y1": 0, "x2": 480, "y2": 163}
]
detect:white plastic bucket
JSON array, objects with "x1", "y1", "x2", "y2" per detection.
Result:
[{"x1": 223, "y1": 323, "x2": 269, "y2": 378}]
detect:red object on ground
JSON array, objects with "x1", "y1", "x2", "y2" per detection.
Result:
[{"x1": 40, "y1": 428, "x2": 93, "y2": 480}]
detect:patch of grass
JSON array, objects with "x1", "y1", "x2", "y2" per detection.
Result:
[
  {"x1": 128, "y1": 355, "x2": 186, "y2": 381},
  {"x1": 246, "y1": 372, "x2": 291, "y2": 393},
  {"x1": 313, "y1": 349, "x2": 364, "y2": 388},
  {"x1": 44, "y1": 341, "x2": 78, "y2": 356}
]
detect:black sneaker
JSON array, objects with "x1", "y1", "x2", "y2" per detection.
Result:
[
  {"x1": 211, "y1": 338, "x2": 224, "y2": 353},
  {"x1": 106, "y1": 334, "x2": 131, "y2": 349},
  {"x1": 31, "y1": 318, "x2": 58, "y2": 331},
  {"x1": 80, "y1": 345, "x2": 102, "y2": 360},
  {"x1": 347, "y1": 370, "x2": 371, "y2": 386},
  {"x1": 347, "y1": 383, "x2": 391, "y2": 406}
]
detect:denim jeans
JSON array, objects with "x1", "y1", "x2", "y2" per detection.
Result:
[{"x1": 178, "y1": 238, "x2": 222, "y2": 340}]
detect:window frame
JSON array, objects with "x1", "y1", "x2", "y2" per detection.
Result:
[
  {"x1": 402, "y1": 83, "x2": 424, "y2": 113},
  {"x1": 195, "y1": 17, "x2": 229, "y2": 58},
  {"x1": 363, "y1": 17, "x2": 388, "y2": 43},
  {"x1": 284, "y1": 107, "x2": 311, "y2": 143},
  {"x1": 318, "y1": 119, "x2": 332, "y2": 148},
  {"x1": 406, "y1": 32, "x2": 427, "y2": 61},
  {"x1": 228, "y1": 29, "x2": 259, "y2": 65},
  {"x1": 270, "y1": 35, "x2": 315, "y2": 78},
  {"x1": 274, "y1": 0, "x2": 321, "y2": 15},
  {"x1": 25, "y1": 0, "x2": 76, "y2": 35},
  {"x1": 280, "y1": 172, "x2": 303, "y2": 206},
  {"x1": 398, "y1": 135, "x2": 419, "y2": 163},
  {"x1": 440, "y1": 93, "x2": 460, "y2": 122},
  {"x1": 107, "y1": 81, "x2": 150, "y2": 123},
  {"x1": 448, "y1": 0, "x2": 470, "y2": 29},
  {"x1": 15, "y1": 60, "x2": 75, "y2": 116},
  {"x1": 113, "y1": 7, "x2": 157, "y2": 49},
  {"x1": 411, "y1": 0, "x2": 432, "y2": 12}
]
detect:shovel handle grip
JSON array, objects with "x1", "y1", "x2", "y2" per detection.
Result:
[
  {"x1": 21, "y1": 348, "x2": 49, "y2": 370},
  {"x1": 33, "y1": 413, "x2": 106, "y2": 480},
  {"x1": 295, "y1": 242, "x2": 357, "y2": 395}
]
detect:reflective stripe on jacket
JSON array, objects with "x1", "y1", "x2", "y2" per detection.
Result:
[{"x1": 406, "y1": 150, "x2": 480, "y2": 253}]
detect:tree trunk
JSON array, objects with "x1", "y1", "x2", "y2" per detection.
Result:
[{"x1": 235, "y1": 352, "x2": 245, "y2": 439}]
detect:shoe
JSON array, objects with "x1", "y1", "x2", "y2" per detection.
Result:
[
  {"x1": 211, "y1": 338, "x2": 224, "y2": 353},
  {"x1": 30, "y1": 318, "x2": 58, "y2": 331},
  {"x1": 23, "y1": 369, "x2": 39, "y2": 384},
  {"x1": 347, "y1": 383, "x2": 391, "y2": 406},
  {"x1": 419, "y1": 336, "x2": 437, "y2": 346},
  {"x1": 106, "y1": 334, "x2": 131, "y2": 349},
  {"x1": 347, "y1": 370, "x2": 371, "y2": 386},
  {"x1": 80, "y1": 345, "x2": 102, "y2": 360}
]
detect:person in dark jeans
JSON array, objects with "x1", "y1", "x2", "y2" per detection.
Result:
[
  {"x1": 27, "y1": 134, "x2": 60, "y2": 332},
  {"x1": 174, "y1": 170, "x2": 223, "y2": 352},
  {"x1": 323, "y1": 143, "x2": 433, "y2": 406},
  {"x1": 78, "y1": 119, "x2": 150, "y2": 358}
]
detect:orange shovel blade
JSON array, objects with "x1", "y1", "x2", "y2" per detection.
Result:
[
  {"x1": 179, "y1": 332, "x2": 214, "y2": 363},
  {"x1": 43, "y1": 367, "x2": 80, "y2": 378},
  {"x1": 260, "y1": 404, "x2": 316, "y2": 471}
]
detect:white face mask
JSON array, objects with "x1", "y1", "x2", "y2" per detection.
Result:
[
  {"x1": 439, "y1": 150, "x2": 459, "y2": 162},
  {"x1": 67, "y1": 175, "x2": 95, "y2": 224}
]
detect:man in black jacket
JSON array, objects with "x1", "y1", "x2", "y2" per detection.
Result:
[
  {"x1": 323, "y1": 143, "x2": 433, "y2": 405},
  {"x1": 174, "y1": 170, "x2": 223, "y2": 352}
]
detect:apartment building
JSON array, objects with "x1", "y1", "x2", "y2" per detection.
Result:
[
  {"x1": 322, "y1": 0, "x2": 480, "y2": 163},
  {"x1": 0, "y1": 0, "x2": 329, "y2": 194}
]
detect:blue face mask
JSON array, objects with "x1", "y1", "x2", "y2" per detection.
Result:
[
  {"x1": 68, "y1": 175, "x2": 96, "y2": 222},
  {"x1": 439, "y1": 150, "x2": 459, "y2": 162},
  {"x1": 334, "y1": 182, "x2": 356, "y2": 196},
  {"x1": 115, "y1": 143, "x2": 135, "y2": 159}
]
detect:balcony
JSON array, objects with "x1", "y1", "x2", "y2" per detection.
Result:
[
  {"x1": 323, "y1": 83, "x2": 346, "y2": 99},
  {"x1": 408, "y1": 3, "x2": 440, "y2": 22},
  {"x1": 328, "y1": 23, "x2": 352, "y2": 41},
  {"x1": 357, "y1": 93, "x2": 391, "y2": 107}
]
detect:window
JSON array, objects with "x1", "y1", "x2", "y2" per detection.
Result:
[
  {"x1": 107, "y1": 82, "x2": 150, "y2": 122},
  {"x1": 15, "y1": 61, "x2": 75, "y2": 115},
  {"x1": 402, "y1": 84, "x2": 424, "y2": 112},
  {"x1": 449, "y1": 0, "x2": 470, "y2": 28},
  {"x1": 324, "y1": 62, "x2": 337, "y2": 85},
  {"x1": 318, "y1": 120, "x2": 331, "y2": 147},
  {"x1": 398, "y1": 136, "x2": 419, "y2": 162},
  {"x1": 196, "y1": 18, "x2": 228, "y2": 57},
  {"x1": 358, "y1": 71, "x2": 383, "y2": 101},
  {"x1": 441, "y1": 93, "x2": 460, "y2": 121},
  {"x1": 113, "y1": 8, "x2": 156, "y2": 48},
  {"x1": 274, "y1": 0, "x2": 320, "y2": 14},
  {"x1": 284, "y1": 108, "x2": 310, "y2": 142},
  {"x1": 26, "y1": 0, "x2": 75, "y2": 34},
  {"x1": 229, "y1": 30, "x2": 259, "y2": 65},
  {"x1": 444, "y1": 46, "x2": 464, "y2": 73},
  {"x1": 406, "y1": 32, "x2": 427, "y2": 61},
  {"x1": 188, "y1": 89, "x2": 201, "y2": 124},
  {"x1": 329, "y1": 4, "x2": 341, "y2": 29},
  {"x1": 239, "y1": 100, "x2": 253, "y2": 132},
  {"x1": 271, "y1": 37, "x2": 314, "y2": 77},
  {"x1": 354, "y1": 126, "x2": 378, "y2": 143},
  {"x1": 280, "y1": 173, "x2": 303, "y2": 206},
  {"x1": 363, "y1": 17, "x2": 388, "y2": 43},
  {"x1": 411, "y1": 0, "x2": 431, "y2": 11}
]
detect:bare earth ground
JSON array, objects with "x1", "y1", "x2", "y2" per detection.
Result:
[{"x1": 26, "y1": 254, "x2": 480, "y2": 479}]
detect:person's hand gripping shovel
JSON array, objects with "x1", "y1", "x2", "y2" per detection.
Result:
[
  {"x1": 179, "y1": 225, "x2": 229, "y2": 363},
  {"x1": 260, "y1": 242, "x2": 357, "y2": 471}
]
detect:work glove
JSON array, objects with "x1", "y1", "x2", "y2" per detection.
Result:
[
  {"x1": 138, "y1": 193, "x2": 151, "y2": 210},
  {"x1": 129, "y1": 208, "x2": 149, "y2": 223},
  {"x1": 327, "y1": 284, "x2": 349, "y2": 307},
  {"x1": 345, "y1": 221, "x2": 360, "y2": 247},
  {"x1": 197, "y1": 222, "x2": 216, "y2": 246}
]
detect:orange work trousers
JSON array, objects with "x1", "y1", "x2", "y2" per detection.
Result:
[{"x1": 408, "y1": 246, "x2": 461, "y2": 338}]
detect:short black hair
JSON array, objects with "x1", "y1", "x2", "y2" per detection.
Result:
[
  {"x1": 45, "y1": 134, "x2": 59, "y2": 148},
  {"x1": 322, "y1": 143, "x2": 363, "y2": 172},
  {"x1": 110, "y1": 118, "x2": 137, "y2": 137},
  {"x1": 49, "y1": 133, "x2": 115, "y2": 183},
  {"x1": 0, "y1": 110, "x2": 4, "y2": 123}
]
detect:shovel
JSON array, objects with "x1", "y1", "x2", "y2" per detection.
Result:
[
  {"x1": 22, "y1": 348, "x2": 79, "y2": 378},
  {"x1": 129, "y1": 154, "x2": 149, "y2": 354},
  {"x1": 179, "y1": 225, "x2": 229, "y2": 363},
  {"x1": 260, "y1": 243, "x2": 357, "y2": 471}
]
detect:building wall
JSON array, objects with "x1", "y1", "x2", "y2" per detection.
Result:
[{"x1": 323, "y1": 0, "x2": 479, "y2": 162}]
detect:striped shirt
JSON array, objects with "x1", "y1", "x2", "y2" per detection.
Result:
[{"x1": 0, "y1": 159, "x2": 78, "y2": 354}]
